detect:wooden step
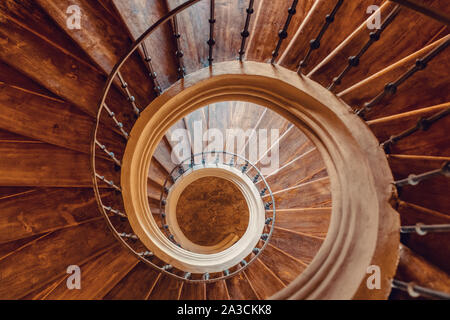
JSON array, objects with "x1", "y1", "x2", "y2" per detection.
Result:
[
  {"x1": 166, "y1": 0, "x2": 209, "y2": 72},
  {"x1": 36, "y1": 0, "x2": 156, "y2": 108},
  {"x1": 147, "y1": 273, "x2": 183, "y2": 300},
  {"x1": 258, "y1": 126, "x2": 315, "y2": 176},
  {"x1": 179, "y1": 282, "x2": 206, "y2": 300},
  {"x1": 243, "y1": 258, "x2": 285, "y2": 299},
  {"x1": 309, "y1": 1, "x2": 445, "y2": 92},
  {"x1": 0, "y1": 187, "x2": 119, "y2": 244},
  {"x1": 0, "y1": 219, "x2": 117, "y2": 299},
  {"x1": 368, "y1": 103, "x2": 450, "y2": 157},
  {"x1": 225, "y1": 272, "x2": 258, "y2": 300},
  {"x1": 391, "y1": 244, "x2": 450, "y2": 299},
  {"x1": 247, "y1": 0, "x2": 313, "y2": 63},
  {"x1": 269, "y1": 227, "x2": 324, "y2": 264},
  {"x1": 274, "y1": 208, "x2": 331, "y2": 238},
  {"x1": 280, "y1": 0, "x2": 383, "y2": 72},
  {"x1": 111, "y1": 0, "x2": 179, "y2": 89},
  {"x1": 388, "y1": 155, "x2": 449, "y2": 214},
  {"x1": 0, "y1": 84, "x2": 124, "y2": 157},
  {"x1": 0, "y1": 142, "x2": 120, "y2": 187},
  {"x1": 339, "y1": 35, "x2": 450, "y2": 121},
  {"x1": 265, "y1": 148, "x2": 326, "y2": 191},
  {"x1": 165, "y1": 118, "x2": 191, "y2": 164},
  {"x1": 0, "y1": 0, "x2": 97, "y2": 70},
  {"x1": 153, "y1": 136, "x2": 178, "y2": 174},
  {"x1": 267, "y1": 177, "x2": 332, "y2": 209},
  {"x1": 44, "y1": 246, "x2": 138, "y2": 299},
  {"x1": 397, "y1": 201, "x2": 450, "y2": 273},
  {"x1": 258, "y1": 244, "x2": 307, "y2": 285},
  {"x1": 0, "y1": 8, "x2": 133, "y2": 122},
  {"x1": 206, "y1": 280, "x2": 230, "y2": 300}
]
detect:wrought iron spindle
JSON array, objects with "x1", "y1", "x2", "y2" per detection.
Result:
[
  {"x1": 381, "y1": 107, "x2": 450, "y2": 154},
  {"x1": 95, "y1": 173, "x2": 121, "y2": 192},
  {"x1": 207, "y1": 0, "x2": 216, "y2": 66},
  {"x1": 95, "y1": 140, "x2": 121, "y2": 167},
  {"x1": 119, "y1": 232, "x2": 138, "y2": 240},
  {"x1": 103, "y1": 104, "x2": 129, "y2": 139},
  {"x1": 171, "y1": 15, "x2": 186, "y2": 78},
  {"x1": 239, "y1": 0, "x2": 255, "y2": 61},
  {"x1": 392, "y1": 279, "x2": 450, "y2": 299},
  {"x1": 103, "y1": 205, "x2": 126, "y2": 218},
  {"x1": 117, "y1": 71, "x2": 140, "y2": 116},
  {"x1": 400, "y1": 223, "x2": 450, "y2": 235},
  {"x1": 328, "y1": 5, "x2": 401, "y2": 92},
  {"x1": 138, "y1": 251, "x2": 154, "y2": 257},
  {"x1": 298, "y1": 0, "x2": 344, "y2": 73},
  {"x1": 271, "y1": 0, "x2": 299, "y2": 64},
  {"x1": 356, "y1": 36, "x2": 450, "y2": 118},
  {"x1": 141, "y1": 42, "x2": 163, "y2": 96},
  {"x1": 394, "y1": 161, "x2": 449, "y2": 188}
]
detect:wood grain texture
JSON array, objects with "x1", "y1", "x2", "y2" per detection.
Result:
[
  {"x1": 206, "y1": 280, "x2": 229, "y2": 300},
  {"x1": 368, "y1": 103, "x2": 450, "y2": 157},
  {"x1": 269, "y1": 177, "x2": 332, "y2": 209},
  {"x1": 179, "y1": 282, "x2": 205, "y2": 300},
  {"x1": 247, "y1": 0, "x2": 315, "y2": 63},
  {"x1": 44, "y1": 246, "x2": 138, "y2": 299},
  {"x1": 310, "y1": 1, "x2": 446, "y2": 92},
  {"x1": 0, "y1": 84, "x2": 123, "y2": 157},
  {"x1": 243, "y1": 258, "x2": 285, "y2": 299},
  {"x1": 177, "y1": 176, "x2": 248, "y2": 247},
  {"x1": 167, "y1": 0, "x2": 209, "y2": 72},
  {"x1": 265, "y1": 148, "x2": 325, "y2": 191},
  {"x1": 0, "y1": 187, "x2": 112, "y2": 244},
  {"x1": 147, "y1": 273, "x2": 183, "y2": 300},
  {"x1": 270, "y1": 227, "x2": 323, "y2": 264},
  {"x1": 339, "y1": 35, "x2": 450, "y2": 120},
  {"x1": 397, "y1": 201, "x2": 450, "y2": 273},
  {"x1": 395, "y1": 244, "x2": 450, "y2": 294},
  {"x1": 0, "y1": 219, "x2": 116, "y2": 299},
  {"x1": 225, "y1": 272, "x2": 258, "y2": 300},
  {"x1": 0, "y1": 142, "x2": 119, "y2": 187},
  {"x1": 112, "y1": 0, "x2": 178, "y2": 89},
  {"x1": 274, "y1": 208, "x2": 331, "y2": 238},
  {"x1": 389, "y1": 155, "x2": 449, "y2": 214},
  {"x1": 258, "y1": 244, "x2": 307, "y2": 285},
  {"x1": 280, "y1": 0, "x2": 385, "y2": 72}
]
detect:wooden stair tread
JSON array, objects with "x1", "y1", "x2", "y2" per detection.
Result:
[
  {"x1": 309, "y1": 1, "x2": 445, "y2": 92},
  {"x1": 44, "y1": 246, "x2": 138, "y2": 299},
  {"x1": 274, "y1": 208, "x2": 331, "y2": 238},
  {"x1": 0, "y1": 219, "x2": 117, "y2": 299},
  {"x1": 179, "y1": 282, "x2": 206, "y2": 300},
  {"x1": 147, "y1": 273, "x2": 183, "y2": 300},
  {"x1": 206, "y1": 280, "x2": 230, "y2": 300},
  {"x1": 243, "y1": 258, "x2": 285, "y2": 300}
]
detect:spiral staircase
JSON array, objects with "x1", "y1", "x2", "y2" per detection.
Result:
[{"x1": 0, "y1": 0, "x2": 449, "y2": 300}]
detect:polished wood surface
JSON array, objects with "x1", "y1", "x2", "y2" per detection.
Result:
[{"x1": 177, "y1": 176, "x2": 249, "y2": 247}]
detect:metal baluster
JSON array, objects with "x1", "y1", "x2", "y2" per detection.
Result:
[
  {"x1": 223, "y1": 269, "x2": 230, "y2": 276},
  {"x1": 117, "y1": 71, "x2": 140, "y2": 116},
  {"x1": 265, "y1": 201, "x2": 273, "y2": 210},
  {"x1": 253, "y1": 173, "x2": 260, "y2": 183},
  {"x1": 203, "y1": 273, "x2": 210, "y2": 280},
  {"x1": 400, "y1": 223, "x2": 450, "y2": 235},
  {"x1": 392, "y1": 279, "x2": 450, "y2": 300},
  {"x1": 252, "y1": 248, "x2": 260, "y2": 254},
  {"x1": 298, "y1": 0, "x2": 344, "y2": 73},
  {"x1": 119, "y1": 232, "x2": 138, "y2": 240},
  {"x1": 95, "y1": 173, "x2": 121, "y2": 192},
  {"x1": 138, "y1": 251, "x2": 154, "y2": 257},
  {"x1": 381, "y1": 108, "x2": 450, "y2": 154},
  {"x1": 163, "y1": 264, "x2": 173, "y2": 271},
  {"x1": 184, "y1": 272, "x2": 192, "y2": 279},
  {"x1": 328, "y1": 5, "x2": 401, "y2": 91},
  {"x1": 95, "y1": 140, "x2": 121, "y2": 167},
  {"x1": 242, "y1": 161, "x2": 249, "y2": 173},
  {"x1": 395, "y1": 161, "x2": 449, "y2": 188},
  {"x1": 103, "y1": 104, "x2": 129, "y2": 139},
  {"x1": 171, "y1": 15, "x2": 186, "y2": 78},
  {"x1": 141, "y1": 42, "x2": 163, "y2": 96},
  {"x1": 240, "y1": 260, "x2": 248, "y2": 267},
  {"x1": 207, "y1": 0, "x2": 216, "y2": 66},
  {"x1": 239, "y1": 0, "x2": 255, "y2": 61},
  {"x1": 261, "y1": 233, "x2": 269, "y2": 240},
  {"x1": 271, "y1": 0, "x2": 299, "y2": 64},
  {"x1": 260, "y1": 187, "x2": 268, "y2": 196},
  {"x1": 356, "y1": 37, "x2": 450, "y2": 118},
  {"x1": 103, "y1": 205, "x2": 126, "y2": 218}
]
